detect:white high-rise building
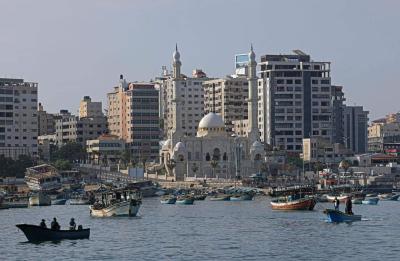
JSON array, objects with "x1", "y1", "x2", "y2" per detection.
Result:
[
  {"x1": 258, "y1": 50, "x2": 333, "y2": 152},
  {"x1": 164, "y1": 45, "x2": 209, "y2": 139},
  {"x1": 0, "y1": 78, "x2": 38, "y2": 159}
]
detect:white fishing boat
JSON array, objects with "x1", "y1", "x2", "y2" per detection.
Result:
[
  {"x1": 90, "y1": 190, "x2": 142, "y2": 217},
  {"x1": 25, "y1": 164, "x2": 61, "y2": 192}
]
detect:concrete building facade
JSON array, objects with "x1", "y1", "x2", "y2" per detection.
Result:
[
  {"x1": 343, "y1": 105, "x2": 369, "y2": 154},
  {"x1": 107, "y1": 77, "x2": 160, "y2": 161},
  {"x1": 258, "y1": 50, "x2": 333, "y2": 153},
  {"x1": 79, "y1": 96, "x2": 103, "y2": 118},
  {"x1": 164, "y1": 45, "x2": 209, "y2": 139},
  {"x1": 203, "y1": 77, "x2": 248, "y2": 133},
  {"x1": 0, "y1": 78, "x2": 38, "y2": 159},
  {"x1": 37, "y1": 102, "x2": 55, "y2": 136}
]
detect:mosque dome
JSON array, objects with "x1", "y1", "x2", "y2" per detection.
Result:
[
  {"x1": 174, "y1": 142, "x2": 186, "y2": 152},
  {"x1": 198, "y1": 112, "x2": 225, "y2": 129}
]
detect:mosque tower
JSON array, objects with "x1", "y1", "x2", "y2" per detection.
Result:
[
  {"x1": 171, "y1": 44, "x2": 183, "y2": 144},
  {"x1": 172, "y1": 44, "x2": 181, "y2": 79},
  {"x1": 247, "y1": 44, "x2": 259, "y2": 143}
]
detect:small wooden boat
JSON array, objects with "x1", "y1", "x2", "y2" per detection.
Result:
[
  {"x1": 193, "y1": 194, "x2": 207, "y2": 200},
  {"x1": 351, "y1": 198, "x2": 363, "y2": 204},
  {"x1": 378, "y1": 193, "x2": 400, "y2": 201},
  {"x1": 209, "y1": 194, "x2": 231, "y2": 201},
  {"x1": 270, "y1": 197, "x2": 316, "y2": 210},
  {"x1": 16, "y1": 224, "x2": 90, "y2": 242},
  {"x1": 176, "y1": 196, "x2": 194, "y2": 205},
  {"x1": 326, "y1": 194, "x2": 349, "y2": 203},
  {"x1": 160, "y1": 195, "x2": 177, "y2": 204},
  {"x1": 51, "y1": 199, "x2": 67, "y2": 205},
  {"x1": 324, "y1": 209, "x2": 362, "y2": 223},
  {"x1": 240, "y1": 193, "x2": 254, "y2": 201},
  {"x1": 362, "y1": 197, "x2": 379, "y2": 205},
  {"x1": 29, "y1": 193, "x2": 51, "y2": 206}
]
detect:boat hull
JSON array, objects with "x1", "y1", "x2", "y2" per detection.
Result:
[
  {"x1": 324, "y1": 209, "x2": 361, "y2": 222},
  {"x1": 176, "y1": 198, "x2": 194, "y2": 205},
  {"x1": 161, "y1": 197, "x2": 177, "y2": 204},
  {"x1": 51, "y1": 199, "x2": 67, "y2": 205},
  {"x1": 90, "y1": 201, "x2": 141, "y2": 217},
  {"x1": 351, "y1": 198, "x2": 363, "y2": 204},
  {"x1": 29, "y1": 194, "x2": 51, "y2": 206},
  {"x1": 209, "y1": 195, "x2": 231, "y2": 201},
  {"x1": 270, "y1": 198, "x2": 316, "y2": 211},
  {"x1": 16, "y1": 224, "x2": 90, "y2": 242},
  {"x1": 362, "y1": 198, "x2": 379, "y2": 205},
  {"x1": 69, "y1": 199, "x2": 90, "y2": 205}
]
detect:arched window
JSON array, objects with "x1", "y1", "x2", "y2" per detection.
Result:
[
  {"x1": 213, "y1": 148, "x2": 221, "y2": 161},
  {"x1": 205, "y1": 153, "x2": 210, "y2": 161},
  {"x1": 254, "y1": 154, "x2": 261, "y2": 161},
  {"x1": 178, "y1": 154, "x2": 184, "y2": 161},
  {"x1": 223, "y1": 152, "x2": 228, "y2": 161}
]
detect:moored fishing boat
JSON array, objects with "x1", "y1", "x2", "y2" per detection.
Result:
[
  {"x1": 160, "y1": 195, "x2": 177, "y2": 204},
  {"x1": 90, "y1": 190, "x2": 142, "y2": 217},
  {"x1": 176, "y1": 195, "x2": 194, "y2": 205},
  {"x1": 193, "y1": 194, "x2": 207, "y2": 200},
  {"x1": 16, "y1": 224, "x2": 90, "y2": 242},
  {"x1": 270, "y1": 196, "x2": 316, "y2": 210},
  {"x1": 51, "y1": 199, "x2": 68, "y2": 205},
  {"x1": 25, "y1": 164, "x2": 61, "y2": 192},
  {"x1": 326, "y1": 194, "x2": 350, "y2": 203},
  {"x1": 29, "y1": 192, "x2": 51, "y2": 206},
  {"x1": 209, "y1": 194, "x2": 230, "y2": 201},
  {"x1": 378, "y1": 193, "x2": 400, "y2": 201},
  {"x1": 324, "y1": 209, "x2": 362, "y2": 223},
  {"x1": 351, "y1": 198, "x2": 363, "y2": 204},
  {"x1": 362, "y1": 197, "x2": 379, "y2": 205}
]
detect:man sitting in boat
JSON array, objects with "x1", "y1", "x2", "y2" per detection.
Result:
[
  {"x1": 345, "y1": 197, "x2": 353, "y2": 215},
  {"x1": 40, "y1": 219, "x2": 47, "y2": 228},
  {"x1": 51, "y1": 217, "x2": 60, "y2": 230},
  {"x1": 69, "y1": 218, "x2": 76, "y2": 230},
  {"x1": 334, "y1": 197, "x2": 340, "y2": 211}
]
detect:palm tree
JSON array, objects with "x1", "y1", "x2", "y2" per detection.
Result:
[
  {"x1": 210, "y1": 159, "x2": 218, "y2": 179},
  {"x1": 339, "y1": 160, "x2": 351, "y2": 185}
]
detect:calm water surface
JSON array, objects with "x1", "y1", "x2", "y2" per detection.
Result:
[{"x1": 1, "y1": 197, "x2": 399, "y2": 261}]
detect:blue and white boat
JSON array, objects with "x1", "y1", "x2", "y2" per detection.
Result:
[
  {"x1": 362, "y1": 197, "x2": 379, "y2": 205},
  {"x1": 176, "y1": 196, "x2": 194, "y2": 205},
  {"x1": 324, "y1": 209, "x2": 362, "y2": 223},
  {"x1": 160, "y1": 195, "x2": 177, "y2": 204}
]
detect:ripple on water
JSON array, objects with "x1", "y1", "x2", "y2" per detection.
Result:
[{"x1": 1, "y1": 198, "x2": 400, "y2": 260}]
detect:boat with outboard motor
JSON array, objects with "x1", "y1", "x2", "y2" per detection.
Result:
[
  {"x1": 90, "y1": 190, "x2": 142, "y2": 217},
  {"x1": 324, "y1": 209, "x2": 362, "y2": 223},
  {"x1": 209, "y1": 194, "x2": 231, "y2": 201},
  {"x1": 362, "y1": 197, "x2": 379, "y2": 205},
  {"x1": 16, "y1": 224, "x2": 90, "y2": 242}
]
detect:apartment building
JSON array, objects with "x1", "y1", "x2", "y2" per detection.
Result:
[
  {"x1": 55, "y1": 108, "x2": 107, "y2": 147},
  {"x1": 368, "y1": 121, "x2": 400, "y2": 152},
  {"x1": 0, "y1": 78, "x2": 38, "y2": 159},
  {"x1": 164, "y1": 46, "x2": 209, "y2": 139},
  {"x1": 37, "y1": 102, "x2": 55, "y2": 136},
  {"x1": 202, "y1": 77, "x2": 248, "y2": 132},
  {"x1": 343, "y1": 105, "x2": 369, "y2": 154},
  {"x1": 258, "y1": 50, "x2": 333, "y2": 153},
  {"x1": 107, "y1": 77, "x2": 160, "y2": 161},
  {"x1": 79, "y1": 96, "x2": 103, "y2": 118}
]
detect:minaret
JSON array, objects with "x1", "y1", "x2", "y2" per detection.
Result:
[
  {"x1": 247, "y1": 44, "x2": 259, "y2": 143},
  {"x1": 173, "y1": 44, "x2": 181, "y2": 79},
  {"x1": 171, "y1": 45, "x2": 183, "y2": 143}
]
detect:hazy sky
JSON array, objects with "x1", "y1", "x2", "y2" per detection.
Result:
[{"x1": 1, "y1": 0, "x2": 399, "y2": 120}]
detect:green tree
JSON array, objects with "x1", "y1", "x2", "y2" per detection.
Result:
[
  {"x1": 54, "y1": 159, "x2": 72, "y2": 170},
  {"x1": 52, "y1": 142, "x2": 86, "y2": 163}
]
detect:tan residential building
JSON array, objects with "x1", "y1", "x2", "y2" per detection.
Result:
[
  {"x1": 86, "y1": 134, "x2": 125, "y2": 165},
  {"x1": 302, "y1": 137, "x2": 353, "y2": 164},
  {"x1": 37, "y1": 102, "x2": 55, "y2": 136},
  {"x1": 79, "y1": 96, "x2": 103, "y2": 118},
  {"x1": 107, "y1": 77, "x2": 160, "y2": 161},
  {"x1": 202, "y1": 77, "x2": 248, "y2": 133}
]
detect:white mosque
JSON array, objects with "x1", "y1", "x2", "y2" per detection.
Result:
[{"x1": 160, "y1": 45, "x2": 265, "y2": 181}]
